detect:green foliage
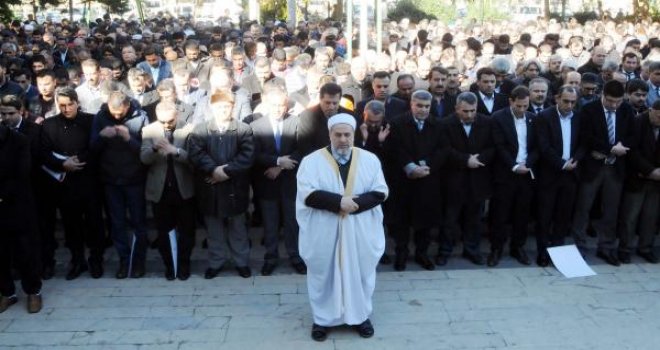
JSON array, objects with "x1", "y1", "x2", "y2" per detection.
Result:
[
  {"x1": 569, "y1": 10, "x2": 599, "y2": 23},
  {"x1": 260, "y1": 0, "x2": 288, "y2": 23},
  {"x1": 97, "y1": 0, "x2": 130, "y2": 14},
  {"x1": 0, "y1": 0, "x2": 20, "y2": 23},
  {"x1": 387, "y1": 0, "x2": 509, "y2": 23}
]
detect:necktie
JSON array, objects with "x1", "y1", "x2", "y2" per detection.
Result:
[
  {"x1": 536, "y1": 107, "x2": 542, "y2": 114},
  {"x1": 274, "y1": 122, "x2": 282, "y2": 153},
  {"x1": 416, "y1": 120, "x2": 424, "y2": 131},
  {"x1": 606, "y1": 111, "x2": 615, "y2": 145}
]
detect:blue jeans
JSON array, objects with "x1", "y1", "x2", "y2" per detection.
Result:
[{"x1": 105, "y1": 184, "x2": 147, "y2": 263}]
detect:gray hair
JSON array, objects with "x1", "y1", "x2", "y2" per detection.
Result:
[
  {"x1": 528, "y1": 77, "x2": 549, "y2": 89},
  {"x1": 364, "y1": 100, "x2": 385, "y2": 116},
  {"x1": 456, "y1": 91, "x2": 478, "y2": 105},
  {"x1": 521, "y1": 58, "x2": 544, "y2": 74},
  {"x1": 107, "y1": 91, "x2": 130, "y2": 109},
  {"x1": 411, "y1": 90, "x2": 433, "y2": 101},
  {"x1": 557, "y1": 85, "x2": 578, "y2": 96},
  {"x1": 601, "y1": 59, "x2": 619, "y2": 72},
  {"x1": 127, "y1": 67, "x2": 148, "y2": 80},
  {"x1": 491, "y1": 56, "x2": 511, "y2": 74},
  {"x1": 155, "y1": 100, "x2": 177, "y2": 116},
  {"x1": 559, "y1": 60, "x2": 578, "y2": 72}
]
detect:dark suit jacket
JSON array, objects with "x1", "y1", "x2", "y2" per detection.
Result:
[
  {"x1": 439, "y1": 114, "x2": 495, "y2": 201},
  {"x1": 0, "y1": 125, "x2": 34, "y2": 230},
  {"x1": 384, "y1": 112, "x2": 445, "y2": 228},
  {"x1": 354, "y1": 96, "x2": 408, "y2": 123},
  {"x1": 430, "y1": 93, "x2": 456, "y2": 122},
  {"x1": 625, "y1": 112, "x2": 660, "y2": 191},
  {"x1": 491, "y1": 108, "x2": 539, "y2": 184},
  {"x1": 250, "y1": 114, "x2": 300, "y2": 200},
  {"x1": 535, "y1": 106, "x2": 584, "y2": 185},
  {"x1": 475, "y1": 91, "x2": 508, "y2": 116},
  {"x1": 17, "y1": 119, "x2": 42, "y2": 177},
  {"x1": 297, "y1": 105, "x2": 352, "y2": 157},
  {"x1": 578, "y1": 99, "x2": 636, "y2": 181},
  {"x1": 528, "y1": 102, "x2": 552, "y2": 115}
]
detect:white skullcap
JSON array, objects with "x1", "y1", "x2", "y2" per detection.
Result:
[{"x1": 327, "y1": 113, "x2": 356, "y2": 130}]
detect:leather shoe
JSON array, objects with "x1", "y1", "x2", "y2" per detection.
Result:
[
  {"x1": 115, "y1": 262, "x2": 129, "y2": 279},
  {"x1": 596, "y1": 250, "x2": 621, "y2": 266},
  {"x1": 536, "y1": 252, "x2": 551, "y2": 267},
  {"x1": 414, "y1": 254, "x2": 435, "y2": 270},
  {"x1": 379, "y1": 253, "x2": 391, "y2": 265},
  {"x1": 236, "y1": 266, "x2": 252, "y2": 278},
  {"x1": 131, "y1": 262, "x2": 146, "y2": 278},
  {"x1": 462, "y1": 251, "x2": 484, "y2": 265},
  {"x1": 311, "y1": 323, "x2": 329, "y2": 341},
  {"x1": 178, "y1": 264, "x2": 191, "y2": 281},
  {"x1": 354, "y1": 319, "x2": 374, "y2": 338},
  {"x1": 65, "y1": 263, "x2": 88, "y2": 281},
  {"x1": 292, "y1": 261, "x2": 307, "y2": 275},
  {"x1": 261, "y1": 263, "x2": 277, "y2": 276},
  {"x1": 393, "y1": 253, "x2": 407, "y2": 271},
  {"x1": 27, "y1": 294, "x2": 42, "y2": 314},
  {"x1": 165, "y1": 267, "x2": 175, "y2": 281},
  {"x1": 617, "y1": 251, "x2": 631, "y2": 264},
  {"x1": 204, "y1": 266, "x2": 223, "y2": 279},
  {"x1": 0, "y1": 295, "x2": 17, "y2": 313},
  {"x1": 510, "y1": 247, "x2": 531, "y2": 265},
  {"x1": 637, "y1": 250, "x2": 659, "y2": 264},
  {"x1": 41, "y1": 264, "x2": 55, "y2": 280},
  {"x1": 435, "y1": 255, "x2": 449, "y2": 266},
  {"x1": 487, "y1": 248, "x2": 502, "y2": 267},
  {"x1": 89, "y1": 259, "x2": 104, "y2": 279}
]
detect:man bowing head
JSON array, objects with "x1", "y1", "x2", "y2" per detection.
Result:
[{"x1": 296, "y1": 113, "x2": 389, "y2": 342}]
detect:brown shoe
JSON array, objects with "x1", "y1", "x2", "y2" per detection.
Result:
[
  {"x1": 27, "y1": 294, "x2": 42, "y2": 314},
  {"x1": 0, "y1": 295, "x2": 18, "y2": 313}
]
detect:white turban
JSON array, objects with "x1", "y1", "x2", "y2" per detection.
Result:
[{"x1": 327, "y1": 113, "x2": 356, "y2": 130}]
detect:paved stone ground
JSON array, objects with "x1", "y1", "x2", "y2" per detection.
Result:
[{"x1": 2, "y1": 229, "x2": 660, "y2": 350}]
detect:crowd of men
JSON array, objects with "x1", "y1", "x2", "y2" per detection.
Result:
[{"x1": 0, "y1": 13, "x2": 659, "y2": 315}]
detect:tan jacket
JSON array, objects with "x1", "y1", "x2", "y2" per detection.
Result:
[{"x1": 140, "y1": 121, "x2": 195, "y2": 202}]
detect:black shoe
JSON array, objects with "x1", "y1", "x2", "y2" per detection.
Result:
[
  {"x1": 261, "y1": 263, "x2": 277, "y2": 276},
  {"x1": 487, "y1": 249, "x2": 502, "y2": 267},
  {"x1": 637, "y1": 250, "x2": 659, "y2": 264},
  {"x1": 178, "y1": 264, "x2": 191, "y2": 281},
  {"x1": 65, "y1": 263, "x2": 88, "y2": 281},
  {"x1": 379, "y1": 253, "x2": 391, "y2": 265},
  {"x1": 355, "y1": 319, "x2": 374, "y2": 338},
  {"x1": 150, "y1": 237, "x2": 159, "y2": 249},
  {"x1": 88, "y1": 258, "x2": 104, "y2": 279},
  {"x1": 115, "y1": 262, "x2": 129, "y2": 279},
  {"x1": 236, "y1": 266, "x2": 252, "y2": 278},
  {"x1": 292, "y1": 261, "x2": 307, "y2": 275},
  {"x1": 311, "y1": 323, "x2": 328, "y2": 341},
  {"x1": 414, "y1": 254, "x2": 435, "y2": 270},
  {"x1": 510, "y1": 247, "x2": 531, "y2": 265},
  {"x1": 204, "y1": 266, "x2": 223, "y2": 279},
  {"x1": 0, "y1": 295, "x2": 18, "y2": 313},
  {"x1": 41, "y1": 264, "x2": 55, "y2": 280},
  {"x1": 202, "y1": 238, "x2": 208, "y2": 249},
  {"x1": 435, "y1": 255, "x2": 449, "y2": 266},
  {"x1": 165, "y1": 268, "x2": 175, "y2": 281},
  {"x1": 393, "y1": 253, "x2": 407, "y2": 271},
  {"x1": 617, "y1": 251, "x2": 631, "y2": 264},
  {"x1": 596, "y1": 250, "x2": 620, "y2": 266},
  {"x1": 131, "y1": 263, "x2": 146, "y2": 278},
  {"x1": 536, "y1": 252, "x2": 551, "y2": 267},
  {"x1": 462, "y1": 251, "x2": 484, "y2": 265}
]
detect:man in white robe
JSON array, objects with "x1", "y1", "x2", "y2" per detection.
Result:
[{"x1": 296, "y1": 113, "x2": 389, "y2": 341}]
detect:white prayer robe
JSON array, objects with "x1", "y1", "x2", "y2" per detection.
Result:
[{"x1": 296, "y1": 147, "x2": 389, "y2": 327}]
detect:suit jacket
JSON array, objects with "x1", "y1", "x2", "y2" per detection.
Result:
[
  {"x1": 578, "y1": 99, "x2": 636, "y2": 181},
  {"x1": 439, "y1": 114, "x2": 495, "y2": 201},
  {"x1": 176, "y1": 58, "x2": 211, "y2": 91},
  {"x1": 140, "y1": 120, "x2": 195, "y2": 203},
  {"x1": 143, "y1": 99, "x2": 195, "y2": 124},
  {"x1": 475, "y1": 91, "x2": 508, "y2": 116},
  {"x1": 250, "y1": 114, "x2": 299, "y2": 200},
  {"x1": 528, "y1": 102, "x2": 552, "y2": 115},
  {"x1": 384, "y1": 112, "x2": 445, "y2": 227},
  {"x1": 137, "y1": 60, "x2": 173, "y2": 86},
  {"x1": 16, "y1": 119, "x2": 42, "y2": 177},
  {"x1": 0, "y1": 125, "x2": 34, "y2": 230},
  {"x1": 297, "y1": 105, "x2": 352, "y2": 157},
  {"x1": 354, "y1": 96, "x2": 408, "y2": 122},
  {"x1": 535, "y1": 106, "x2": 584, "y2": 185},
  {"x1": 491, "y1": 108, "x2": 539, "y2": 184},
  {"x1": 430, "y1": 93, "x2": 456, "y2": 122},
  {"x1": 53, "y1": 49, "x2": 75, "y2": 69},
  {"x1": 625, "y1": 112, "x2": 660, "y2": 191}
]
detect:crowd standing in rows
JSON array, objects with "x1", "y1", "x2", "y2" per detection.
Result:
[{"x1": 0, "y1": 14, "x2": 659, "y2": 328}]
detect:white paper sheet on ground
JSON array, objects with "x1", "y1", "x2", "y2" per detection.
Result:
[
  {"x1": 128, "y1": 233, "x2": 137, "y2": 277},
  {"x1": 168, "y1": 229, "x2": 178, "y2": 277},
  {"x1": 547, "y1": 244, "x2": 597, "y2": 278}
]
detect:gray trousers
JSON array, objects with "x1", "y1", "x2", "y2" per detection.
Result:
[
  {"x1": 571, "y1": 166, "x2": 624, "y2": 251},
  {"x1": 618, "y1": 182, "x2": 660, "y2": 253},
  {"x1": 204, "y1": 214, "x2": 250, "y2": 268},
  {"x1": 260, "y1": 198, "x2": 301, "y2": 264}
]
